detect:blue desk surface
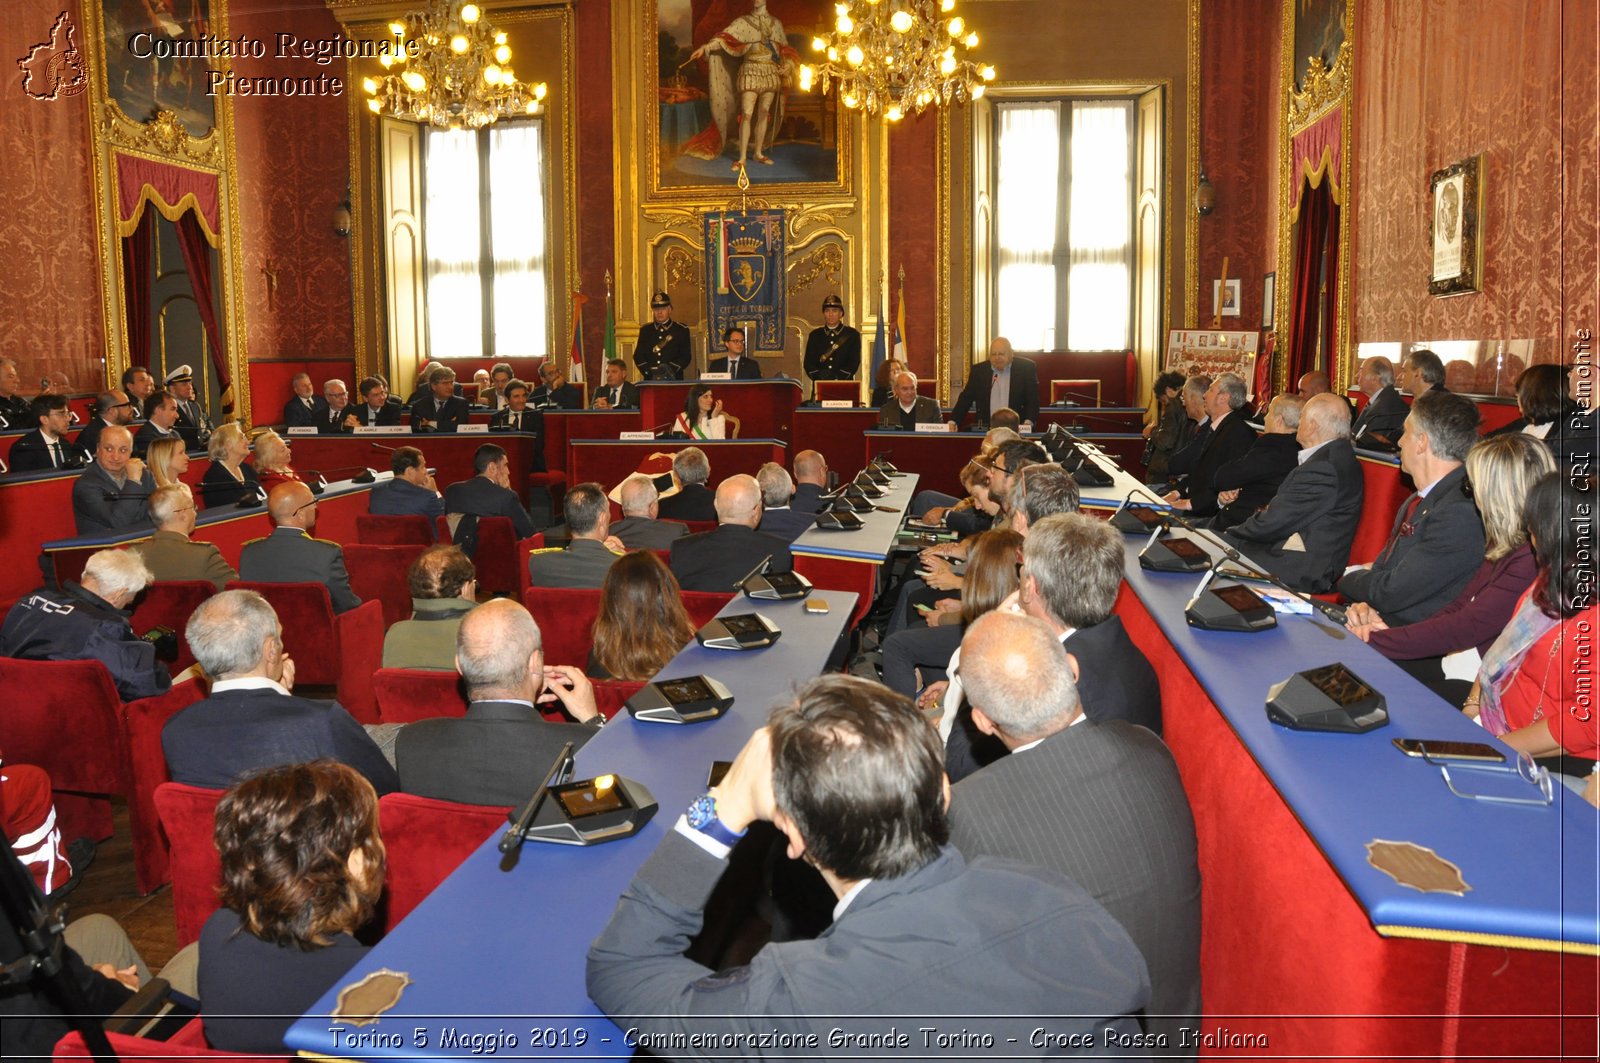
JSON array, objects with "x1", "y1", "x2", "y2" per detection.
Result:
[
  {"x1": 285, "y1": 591, "x2": 858, "y2": 1058},
  {"x1": 790, "y1": 472, "x2": 919, "y2": 562},
  {"x1": 1124, "y1": 533, "x2": 1599, "y2": 951}
]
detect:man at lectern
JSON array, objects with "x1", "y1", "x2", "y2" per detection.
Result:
[{"x1": 636, "y1": 291, "x2": 693, "y2": 381}]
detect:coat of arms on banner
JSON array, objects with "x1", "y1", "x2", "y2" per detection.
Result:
[{"x1": 704, "y1": 209, "x2": 785, "y2": 354}]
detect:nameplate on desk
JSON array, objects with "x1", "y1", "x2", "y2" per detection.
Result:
[
  {"x1": 700, "y1": 372, "x2": 731, "y2": 381},
  {"x1": 915, "y1": 422, "x2": 954, "y2": 433},
  {"x1": 457, "y1": 423, "x2": 489, "y2": 434},
  {"x1": 821, "y1": 399, "x2": 855, "y2": 409},
  {"x1": 355, "y1": 425, "x2": 410, "y2": 435},
  {"x1": 619, "y1": 431, "x2": 656, "y2": 441},
  {"x1": 286, "y1": 426, "x2": 317, "y2": 435}
]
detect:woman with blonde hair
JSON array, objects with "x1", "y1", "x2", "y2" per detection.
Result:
[
  {"x1": 145, "y1": 435, "x2": 189, "y2": 491},
  {"x1": 588, "y1": 551, "x2": 695, "y2": 681},
  {"x1": 199, "y1": 421, "x2": 260, "y2": 507},
  {"x1": 250, "y1": 429, "x2": 301, "y2": 494}
]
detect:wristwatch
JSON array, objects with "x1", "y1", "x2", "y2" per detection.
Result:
[{"x1": 685, "y1": 792, "x2": 746, "y2": 847}]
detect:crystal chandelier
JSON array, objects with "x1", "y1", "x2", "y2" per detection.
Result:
[
  {"x1": 362, "y1": 1, "x2": 546, "y2": 130},
  {"x1": 798, "y1": 0, "x2": 995, "y2": 121}
]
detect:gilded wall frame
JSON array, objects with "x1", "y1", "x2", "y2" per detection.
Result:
[{"x1": 1428, "y1": 154, "x2": 1484, "y2": 297}]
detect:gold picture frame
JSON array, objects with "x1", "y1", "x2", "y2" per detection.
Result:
[{"x1": 1428, "y1": 154, "x2": 1484, "y2": 298}]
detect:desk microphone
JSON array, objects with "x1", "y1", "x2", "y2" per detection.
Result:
[
  {"x1": 732, "y1": 554, "x2": 773, "y2": 593},
  {"x1": 304, "y1": 466, "x2": 378, "y2": 490},
  {"x1": 649, "y1": 421, "x2": 686, "y2": 439},
  {"x1": 368, "y1": 442, "x2": 401, "y2": 453},
  {"x1": 498, "y1": 742, "x2": 575, "y2": 860}
]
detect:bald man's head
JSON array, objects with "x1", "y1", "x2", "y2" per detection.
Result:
[
  {"x1": 96, "y1": 425, "x2": 135, "y2": 476},
  {"x1": 456, "y1": 599, "x2": 542, "y2": 701},
  {"x1": 1298, "y1": 392, "x2": 1352, "y2": 447},
  {"x1": 961, "y1": 611, "x2": 1081, "y2": 746},
  {"x1": 793, "y1": 449, "x2": 827, "y2": 486},
  {"x1": 268, "y1": 481, "x2": 315, "y2": 528},
  {"x1": 1296, "y1": 371, "x2": 1332, "y2": 398},
  {"x1": 714, "y1": 474, "x2": 763, "y2": 528}
]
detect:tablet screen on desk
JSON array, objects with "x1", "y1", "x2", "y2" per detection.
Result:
[
  {"x1": 1213, "y1": 584, "x2": 1267, "y2": 613},
  {"x1": 552, "y1": 779, "x2": 631, "y2": 819},
  {"x1": 1164, "y1": 538, "x2": 1207, "y2": 560},
  {"x1": 659, "y1": 677, "x2": 714, "y2": 703},
  {"x1": 721, "y1": 614, "x2": 767, "y2": 636},
  {"x1": 1302, "y1": 663, "x2": 1376, "y2": 707}
]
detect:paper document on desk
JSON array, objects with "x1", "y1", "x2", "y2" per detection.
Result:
[{"x1": 1254, "y1": 586, "x2": 1313, "y2": 616}]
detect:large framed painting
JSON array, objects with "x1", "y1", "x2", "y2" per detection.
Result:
[
  {"x1": 1292, "y1": 0, "x2": 1346, "y2": 94},
  {"x1": 649, "y1": 0, "x2": 849, "y2": 197},
  {"x1": 100, "y1": 0, "x2": 217, "y2": 136}
]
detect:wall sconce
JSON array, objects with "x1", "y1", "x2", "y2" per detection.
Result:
[
  {"x1": 333, "y1": 194, "x2": 353, "y2": 238},
  {"x1": 1195, "y1": 168, "x2": 1215, "y2": 217}
]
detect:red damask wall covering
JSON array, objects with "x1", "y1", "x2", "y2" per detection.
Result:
[
  {"x1": 573, "y1": 0, "x2": 614, "y2": 363},
  {"x1": 229, "y1": 0, "x2": 353, "y2": 366},
  {"x1": 888, "y1": 117, "x2": 938, "y2": 383},
  {"x1": 1353, "y1": 0, "x2": 1597, "y2": 349},
  {"x1": 1, "y1": 0, "x2": 106, "y2": 393}
]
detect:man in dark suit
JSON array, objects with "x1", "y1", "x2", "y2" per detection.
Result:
[
  {"x1": 706, "y1": 326, "x2": 762, "y2": 379},
  {"x1": 591, "y1": 359, "x2": 640, "y2": 410},
  {"x1": 132, "y1": 390, "x2": 184, "y2": 458},
  {"x1": 354, "y1": 376, "x2": 404, "y2": 427},
  {"x1": 877, "y1": 370, "x2": 942, "y2": 429},
  {"x1": 442, "y1": 443, "x2": 536, "y2": 539},
  {"x1": 396, "y1": 599, "x2": 601, "y2": 806},
  {"x1": 670, "y1": 474, "x2": 794, "y2": 592},
  {"x1": 368, "y1": 445, "x2": 445, "y2": 527},
  {"x1": 656, "y1": 446, "x2": 718, "y2": 522},
  {"x1": 1224, "y1": 394, "x2": 1365, "y2": 592},
  {"x1": 411, "y1": 366, "x2": 471, "y2": 432},
  {"x1": 238, "y1": 481, "x2": 362, "y2": 613},
  {"x1": 0, "y1": 356, "x2": 29, "y2": 426},
  {"x1": 489, "y1": 379, "x2": 542, "y2": 434},
  {"x1": 120, "y1": 366, "x2": 155, "y2": 421},
  {"x1": 791, "y1": 449, "x2": 829, "y2": 513},
  {"x1": 755, "y1": 462, "x2": 815, "y2": 542},
  {"x1": 282, "y1": 372, "x2": 325, "y2": 428},
  {"x1": 75, "y1": 389, "x2": 136, "y2": 459},
  {"x1": 1209, "y1": 393, "x2": 1304, "y2": 531},
  {"x1": 948, "y1": 611, "x2": 1202, "y2": 1056},
  {"x1": 1400, "y1": 347, "x2": 1448, "y2": 395},
  {"x1": 162, "y1": 590, "x2": 398, "y2": 794},
  {"x1": 529, "y1": 362, "x2": 583, "y2": 410},
  {"x1": 1338, "y1": 390, "x2": 1485, "y2": 625},
  {"x1": 316, "y1": 379, "x2": 359, "y2": 434},
  {"x1": 71, "y1": 425, "x2": 155, "y2": 534},
  {"x1": 949, "y1": 337, "x2": 1040, "y2": 427},
  {"x1": 8, "y1": 394, "x2": 87, "y2": 473},
  {"x1": 164, "y1": 364, "x2": 213, "y2": 448},
  {"x1": 1350, "y1": 356, "x2": 1409, "y2": 450},
  {"x1": 610, "y1": 474, "x2": 687, "y2": 551},
  {"x1": 527, "y1": 483, "x2": 622, "y2": 588},
  {"x1": 1164, "y1": 372, "x2": 1257, "y2": 518}
]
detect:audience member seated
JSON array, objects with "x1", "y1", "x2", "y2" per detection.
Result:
[
  {"x1": 282, "y1": 372, "x2": 326, "y2": 428},
  {"x1": 143, "y1": 439, "x2": 186, "y2": 498},
  {"x1": 988, "y1": 406, "x2": 1022, "y2": 432},
  {"x1": 240, "y1": 481, "x2": 362, "y2": 613},
  {"x1": 1297, "y1": 369, "x2": 1359, "y2": 425},
  {"x1": 489, "y1": 378, "x2": 538, "y2": 432},
  {"x1": 354, "y1": 375, "x2": 403, "y2": 427},
  {"x1": 1348, "y1": 434, "x2": 1552, "y2": 700},
  {"x1": 162, "y1": 590, "x2": 398, "y2": 792},
  {"x1": 1209, "y1": 393, "x2": 1304, "y2": 531},
  {"x1": 592, "y1": 358, "x2": 640, "y2": 410},
  {"x1": 0, "y1": 548, "x2": 172, "y2": 701},
  {"x1": 1349, "y1": 355, "x2": 1408, "y2": 450},
  {"x1": 131, "y1": 483, "x2": 237, "y2": 590},
  {"x1": 755, "y1": 461, "x2": 815, "y2": 541},
  {"x1": 164, "y1": 365, "x2": 211, "y2": 448},
  {"x1": 791, "y1": 448, "x2": 829, "y2": 513},
  {"x1": 1338, "y1": 390, "x2": 1486, "y2": 625},
  {"x1": 484, "y1": 362, "x2": 514, "y2": 409},
  {"x1": 396, "y1": 599, "x2": 601, "y2": 805},
  {"x1": 918, "y1": 457, "x2": 998, "y2": 538},
  {"x1": 1466, "y1": 474, "x2": 1598, "y2": 774},
  {"x1": 3, "y1": 760, "x2": 77, "y2": 896},
  {"x1": 705, "y1": 326, "x2": 762, "y2": 379},
  {"x1": 1150, "y1": 375, "x2": 1211, "y2": 491},
  {"x1": 250, "y1": 429, "x2": 301, "y2": 494},
  {"x1": 529, "y1": 361, "x2": 584, "y2": 410},
  {"x1": 673, "y1": 382, "x2": 739, "y2": 439},
  {"x1": 528, "y1": 483, "x2": 622, "y2": 588},
  {"x1": 948, "y1": 611, "x2": 1201, "y2": 1052},
  {"x1": 472, "y1": 368, "x2": 493, "y2": 400},
  {"x1": 1400, "y1": 347, "x2": 1448, "y2": 395},
  {"x1": 369, "y1": 445, "x2": 445, "y2": 524},
  {"x1": 411, "y1": 365, "x2": 471, "y2": 432},
  {"x1": 9, "y1": 394, "x2": 86, "y2": 472},
  {"x1": 942, "y1": 513, "x2": 1161, "y2": 782},
  {"x1": 199, "y1": 422, "x2": 261, "y2": 507},
  {"x1": 588, "y1": 551, "x2": 695, "y2": 681},
  {"x1": 132, "y1": 390, "x2": 183, "y2": 458},
  {"x1": 869, "y1": 357, "x2": 906, "y2": 408},
  {"x1": 382, "y1": 545, "x2": 477, "y2": 670},
  {"x1": 403, "y1": 361, "x2": 446, "y2": 406},
  {"x1": 442, "y1": 443, "x2": 536, "y2": 540},
  {"x1": 121, "y1": 365, "x2": 156, "y2": 420},
  {"x1": 317, "y1": 379, "x2": 359, "y2": 434},
  {"x1": 73, "y1": 388, "x2": 135, "y2": 458},
  {"x1": 1164, "y1": 372, "x2": 1257, "y2": 517},
  {"x1": 1224, "y1": 392, "x2": 1363, "y2": 592},
  {"x1": 199, "y1": 760, "x2": 386, "y2": 1054},
  {"x1": 656, "y1": 446, "x2": 717, "y2": 522},
  {"x1": 670, "y1": 474, "x2": 793, "y2": 592},
  {"x1": 609, "y1": 474, "x2": 687, "y2": 551},
  {"x1": 1006, "y1": 461, "x2": 1082, "y2": 536},
  {"x1": 948, "y1": 336, "x2": 1041, "y2": 427},
  {"x1": 1490, "y1": 363, "x2": 1570, "y2": 447},
  {"x1": 71, "y1": 425, "x2": 155, "y2": 535},
  {"x1": 1140, "y1": 370, "x2": 1191, "y2": 485},
  {"x1": 586, "y1": 675, "x2": 1151, "y2": 1045},
  {"x1": 0, "y1": 356, "x2": 29, "y2": 425},
  {"x1": 877, "y1": 370, "x2": 941, "y2": 429}
]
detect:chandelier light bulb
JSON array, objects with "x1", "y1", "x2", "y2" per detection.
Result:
[
  {"x1": 940, "y1": 54, "x2": 956, "y2": 75},
  {"x1": 798, "y1": 64, "x2": 814, "y2": 89},
  {"x1": 362, "y1": 77, "x2": 378, "y2": 94},
  {"x1": 966, "y1": 32, "x2": 979, "y2": 47},
  {"x1": 402, "y1": 70, "x2": 426, "y2": 92},
  {"x1": 846, "y1": 45, "x2": 864, "y2": 66},
  {"x1": 482, "y1": 64, "x2": 501, "y2": 85},
  {"x1": 812, "y1": 36, "x2": 826, "y2": 51},
  {"x1": 534, "y1": 82, "x2": 547, "y2": 99},
  {"x1": 459, "y1": 4, "x2": 480, "y2": 23},
  {"x1": 980, "y1": 65, "x2": 995, "y2": 80},
  {"x1": 971, "y1": 84, "x2": 985, "y2": 99},
  {"x1": 886, "y1": 104, "x2": 904, "y2": 121},
  {"x1": 368, "y1": 98, "x2": 382, "y2": 113},
  {"x1": 827, "y1": 46, "x2": 839, "y2": 61},
  {"x1": 947, "y1": 16, "x2": 964, "y2": 36},
  {"x1": 378, "y1": 53, "x2": 394, "y2": 68},
  {"x1": 842, "y1": 93, "x2": 859, "y2": 108},
  {"x1": 389, "y1": 21, "x2": 405, "y2": 35},
  {"x1": 450, "y1": 35, "x2": 469, "y2": 53},
  {"x1": 837, "y1": 14, "x2": 854, "y2": 33},
  {"x1": 890, "y1": 10, "x2": 913, "y2": 32},
  {"x1": 494, "y1": 45, "x2": 510, "y2": 63},
  {"x1": 942, "y1": 0, "x2": 955, "y2": 9}
]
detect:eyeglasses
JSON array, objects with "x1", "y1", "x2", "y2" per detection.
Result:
[
  {"x1": 1432, "y1": 749, "x2": 1555, "y2": 807},
  {"x1": 291, "y1": 497, "x2": 320, "y2": 518}
]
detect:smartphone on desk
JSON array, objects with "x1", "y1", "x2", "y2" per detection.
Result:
[{"x1": 1392, "y1": 738, "x2": 1506, "y2": 763}]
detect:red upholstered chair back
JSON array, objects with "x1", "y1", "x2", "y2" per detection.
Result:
[
  {"x1": 515, "y1": 533, "x2": 546, "y2": 600},
  {"x1": 1348, "y1": 458, "x2": 1413, "y2": 566},
  {"x1": 681, "y1": 590, "x2": 736, "y2": 627},
  {"x1": 1051, "y1": 379, "x2": 1103, "y2": 406},
  {"x1": 916, "y1": 378, "x2": 936, "y2": 399},
  {"x1": 681, "y1": 520, "x2": 718, "y2": 534},
  {"x1": 377, "y1": 792, "x2": 509, "y2": 928},
  {"x1": 357, "y1": 513, "x2": 435, "y2": 545},
  {"x1": 122, "y1": 679, "x2": 206, "y2": 894},
  {"x1": 522, "y1": 587, "x2": 602, "y2": 669},
  {"x1": 374, "y1": 668, "x2": 469, "y2": 724},
  {"x1": 437, "y1": 515, "x2": 520, "y2": 595},
  {"x1": 129, "y1": 581, "x2": 214, "y2": 674},
  {"x1": 153, "y1": 782, "x2": 225, "y2": 947},
  {"x1": 344, "y1": 543, "x2": 428, "y2": 628},
  {"x1": 592, "y1": 679, "x2": 647, "y2": 720},
  {"x1": 226, "y1": 581, "x2": 340, "y2": 683},
  {"x1": 55, "y1": 1027, "x2": 292, "y2": 1062},
  {"x1": 814, "y1": 380, "x2": 859, "y2": 404}
]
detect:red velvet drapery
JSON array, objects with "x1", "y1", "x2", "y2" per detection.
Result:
[
  {"x1": 1288, "y1": 181, "x2": 1340, "y2": 384},
  {"x1": 120, "y1": 212, "x2": 153, "y2": 371},
  {"x1": 115, "y1": 153, "x2": 220, "y2": 244},
  {"x1": 173, "y1": 212, "x2": 233, "y2": 418},
  {"x1": 1288, "y1": 107, "x2": 1343, "y2": 218}
]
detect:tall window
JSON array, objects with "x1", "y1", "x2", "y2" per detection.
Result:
[
  {"x1": 994, "y1": 99, "x2": 1135, "y2": 352},
  {"x1": 423, "y1": 121, "x2": 548, "y2": 359}
]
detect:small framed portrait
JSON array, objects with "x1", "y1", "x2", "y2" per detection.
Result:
[
  {"x1": 1429, "y1": 155, "x2": 1483, "y2": 297},
  {"x1": 1262, "y1": 272, "x2": 1276, "y2": 328},
  {"x1": 1213, "y1": 279, "x2": 1241, "y2": 317}
]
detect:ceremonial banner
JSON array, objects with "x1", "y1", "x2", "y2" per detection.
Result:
[{"x1": 704, "y1": 210, "x2": 785, "y2": 356}]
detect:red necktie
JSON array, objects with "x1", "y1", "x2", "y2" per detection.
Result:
[{"x1": 1378, "y1": 494, "x2": 1422, "y2": 564}]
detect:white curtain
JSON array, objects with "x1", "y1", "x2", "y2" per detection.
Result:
[
  {"x1": 995, "y1": 103, "x2": 1060, "y2": 354},
  {"x1": 424, "y1": 129, "x2": 484, "y2": 359},
  {"x1": 1066, "y1": 101, "x2": 1132, "y2": 351},
  {"x1": 489, "y1": 122, "x2": 548, "y2": 359}
]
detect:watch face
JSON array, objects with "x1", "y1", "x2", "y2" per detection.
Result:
[{"x1": 686, "y1": 794, "x2": 717, "y2": 828}]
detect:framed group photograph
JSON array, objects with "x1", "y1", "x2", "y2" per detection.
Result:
[{"x1": 1429, "y1": 154, "x2": 1484, "y2": 297}]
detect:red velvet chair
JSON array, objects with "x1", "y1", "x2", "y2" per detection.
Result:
[
  {"x1": 153, "y1": 782, "x2": 226, "y2": 947},
  {"x1": 522, "y1": 587, "x2": 602, "y2": 669},
  {"x1": 373, "y1": 668, "x2": 469, "y2": 724},
  {"x1": 224, "y1": 582, "x2": 383, "y2": 723},
  {"x1": 515, "y1": 533, "x2": 546, "y2": 601},
  {"x1": 55, "y1": 1026, "x2": 291, "y2": 1062},
  {"x1": 1348, "y1": 458, "x2": 1413, "y2": 566},
  {"x1": 377, "y1": 792, "x2": 509, "y2": 928},
  {"x1": 435, "y1": 514, "x2": 519, "y2": 596},
  {"x1": 681, "y1": 590, "x2": 736, "y2": 627},
  {"x1": 814, "y1": 380, "x2": 860, "y2": 404},
  {"x1": 592, "y1": 679, "x2": 648, "y2": 720},
  {"x1": 916, "y1": 378, "x2": 937, "y2": 399},
  {"x1": 128, "y1": 580, "x2": 214, "y2": 674},
  {"x1": 682, "y1": 520, "x2": 718, "y2": 534},
  {"x1": 1051, "y1": 379, "x2": 1103, "y2": 406},
  {"x1": 344, "y1": 543, "x2": 428, "y2": 629},
  {"x1": 119, "y1": 679, "x2": 205, "y2": 893},
  {"x1": 356, "y1": 513, "x2": 435, "y2": 545}
]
